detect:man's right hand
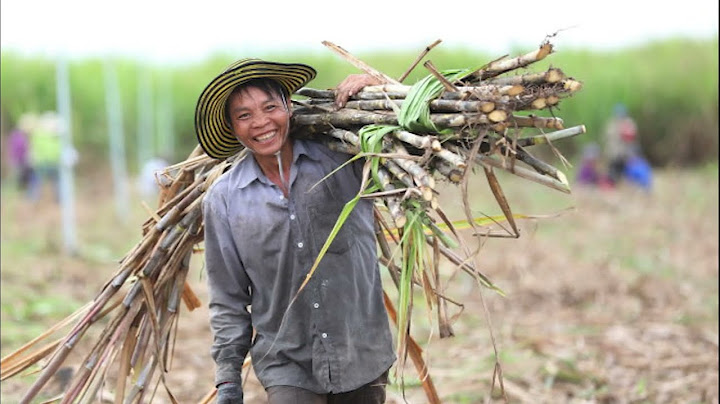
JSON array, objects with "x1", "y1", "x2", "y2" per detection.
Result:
[
  {"x1": 334, "y1": 74, "x2": 382, "y2": 109},
  {"x1": 216, "y1": 382, "x2": 243, "y2": 404}
]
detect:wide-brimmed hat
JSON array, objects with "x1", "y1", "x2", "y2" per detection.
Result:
[{"x1": 194, "y1": 58, "x2": 317, "y2": 159}]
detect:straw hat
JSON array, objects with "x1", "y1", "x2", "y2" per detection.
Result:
[{"x1": 194, "y1": 58, "x2": 316, "y2": 159}]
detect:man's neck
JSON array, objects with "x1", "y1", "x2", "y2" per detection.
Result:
[{"x1": 255, "y1": 140, "x2": 293, "y2": 195}]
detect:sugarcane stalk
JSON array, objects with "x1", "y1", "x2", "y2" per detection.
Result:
[
  {"x1": 515, "y1": 125, "x2": 586, "y2": 147},
  {"x1": 322, "y1": 98, "x2": 500, "y2": 116},
  {"x1": 130, "y1": 316, "x2": 152, "y2": 370},
  {"x1": 509, "y1": 115, "x2": 565, "y2": 129},
  {"x1": 470, "y1": 42, "x2": 554, "y2": 81},
  {"x1": 433, "y1": 146, "x2": 467, "y2": 171},
  {"x1": 322, "y1": 137, "x2": 361, "y2": 155},
  {"x1": 322, "y1": 41, "x2": 400, "y2": 85},
  {"x1": 124, "y1": 354, "x2": 159, "y2": 404},
  {"x1": 79, "y1": 348, "x2": 117, "y2": 404},
  {"x1": 389, "y1": 141, "x2": 435, "y2": 197},
  {"x1": 0, "y1": 300, "x2": 93, "y2": 377},
  {"x1": 530, "y1": 98, "x2": 547, "y2": 110},
  {"x1": 476, "y1": 154, "x2": 571, "y2": 193},
  {"x1": 326, "y1": 128, "x2": 360, "y2": 145},
  {"x1": 181, "y1": 281, "x2": 202, "y2": 311},
  {"x1": 294, "y1": 108, "x2": 505, "y2": 129},
  {"x1": 562, "y1": 79, "x2": 583, "y2": 92},
  {"x1": 429, "y1": 99, "x2": 497, "y2": 114},
  {"x1": 423, "y1": 60, "x2": 459, "y2": 92},
  {"x1": 298, "y1": 83, "x2": 524, "y2": 102},
  {"x1": 60, "y1": 351, "x2": 97, "y2": 404},
  {"x1": 0, "y1": 337, "x2": 63, "y2": 380},
  {"x1": 18, "y1": 322, "x2": 91, "y2": 404},
  {"x1": 64, "y1": 300, "x2": 143, "y2": 404},
  {"x1": 399, "y1": 39, "x2": 442, "y2": 82},
  {"x1": 79, "y1": 348, "x2": 116, "y2": 404},
  {"x1": 329, "y1": 126, "x2": 439, "y2": 154},
  {"x1": 433, "y1": 158, "x2": 464, "y2": 184},
  {"x1": 19, "y1": 284, "x2": 126, "y2": 401},
  {"x1": 394, "y1": 130, "x2": 440, "y2": 150},
  {"x1": 172, "y1": 252, "x2": 194, "y2": 314},
  {"x1": 383, "y1": 291, "x2": 441, "y2": 404},
  {"x1": 153, "y1": 185, "x2": 204, "y2": 232},
  {"x1": 486, "y1": 137, "x2": 567, "y2": 184},
  {"x1": 114, "y1": 321, "x2": 139, "y2": 404},
  {"x1": 375, "y1": 167, "x2": 407, "y2": 228},
  {"x1": 381, "y1": 158, "x2": 415, "y2": 189},
  {"x1": 514, "y1": 145, "x2": 568, "y2": 185},
  {"x1": 484, "y1": 68, "x2": 565, "y2": 86}
]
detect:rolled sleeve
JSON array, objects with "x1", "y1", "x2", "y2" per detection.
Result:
[{"x1": 203, "y1": 184, "x2": 254, "y2": 386}]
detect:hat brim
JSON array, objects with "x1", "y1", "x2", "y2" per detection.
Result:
[{"x1": 194, "y1": 59, "x2": 316, "y2": 160}]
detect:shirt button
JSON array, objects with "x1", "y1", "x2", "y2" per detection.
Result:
[
  {"x1": 290, "y1": 214, "x2": 296, "y2": 220},
  {"x1": 313, "y1": 303, "x2": 319, "y2": 309},
  {"x1": 297, "y1": 242, "x2": 304, "y2": 248},
  {"x1": 321, "y1": 333, "x2": 328, "y2": 338}
]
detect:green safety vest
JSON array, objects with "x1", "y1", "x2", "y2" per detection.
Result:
[{"x1": 29, "y1": 129, "x2": 61, "y2": 165}]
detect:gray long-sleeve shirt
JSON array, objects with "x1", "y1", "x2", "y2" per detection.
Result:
[{"x1": 202, "y1": 138, "x2": 396, "y2": 393}]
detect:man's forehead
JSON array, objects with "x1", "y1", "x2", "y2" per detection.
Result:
[{"x1": 229, "y1": 87, "x2": 281, "y2": 106}]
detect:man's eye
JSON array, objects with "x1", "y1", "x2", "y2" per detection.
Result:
[
  {"x1": 265, "y1": 104, "x2": 278, "y2": 112},
  {"x1": 238, "y1": 113, "x2": 251, "y2": 120}
]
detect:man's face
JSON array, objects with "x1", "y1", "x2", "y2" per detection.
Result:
[{"x1": 226, "y1": 86, "x2": 291, "y2": 157}]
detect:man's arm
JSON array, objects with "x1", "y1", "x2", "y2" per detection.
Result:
[{"x1": 202, "y1": 189, "x2": 253, "y2": 390}]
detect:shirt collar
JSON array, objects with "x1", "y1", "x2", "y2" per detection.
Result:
[{"x1": 234, "y1": 138, "x2": 320, "y2": 189}]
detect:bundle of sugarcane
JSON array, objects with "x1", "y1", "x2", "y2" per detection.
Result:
[
  {"x1": 289, "y1": 41, "x2": 584, "y2": 226},
  {"x1": 1, "y1": 39, "x2": 585, "y2": 404}
]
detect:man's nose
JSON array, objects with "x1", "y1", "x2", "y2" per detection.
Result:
[{"x1": 251, "y1": 111, "x2": 271, "y2": 127}]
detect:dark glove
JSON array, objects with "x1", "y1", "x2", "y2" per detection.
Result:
[{"x1": 216, "y1": 382, "x2": 243, "y2": 404}]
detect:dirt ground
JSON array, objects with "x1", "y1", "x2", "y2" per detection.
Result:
[{"x1": 1, "y1": 166, "x2": 718, "y2": 403}]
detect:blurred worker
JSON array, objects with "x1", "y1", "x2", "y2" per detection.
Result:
[
  {"x1": 623, "y1": 145, "x2": 653, "y2": 192},
  {"x1": 603, "y1": 103, "x2": 638, "y2": 185},
  {"x1": 6, "y1": 113, "x2": 35, "y2": 192},
  {"x1": 576, "y1": 142, "x2": 613, "y2": 189},
  {"x1": 28, "y1": 111, "x2": 62, "y2": 202}
]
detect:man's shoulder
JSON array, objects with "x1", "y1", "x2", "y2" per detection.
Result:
[
  {"x1": 205, "y1": 160, "x2": 244, "y2": 202},
  {"x1": 298, "y1": 138, "x2": 352, "y2": 166}
]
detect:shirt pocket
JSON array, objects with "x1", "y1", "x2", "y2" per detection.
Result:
[{"x1": 306, "y1": 183, "x2": 352, "y2": 255}]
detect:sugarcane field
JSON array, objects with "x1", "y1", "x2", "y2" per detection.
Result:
[{"x1": 1, "y1": 24, "x2": 718, "y2": 404}]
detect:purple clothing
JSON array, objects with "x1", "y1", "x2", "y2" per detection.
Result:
[
  {"x1": 8, "y1": 129, "x2": 30, "y2": 168},
  {"x1": 577, "y1": 160, "x2": 600, "y2": 185}
]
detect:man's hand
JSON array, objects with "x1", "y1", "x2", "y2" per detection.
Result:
[
  {"x1": 216, "y1": 382, "x2": 243, "y2": 404},
  {"x1": 334, "y1": 74, "x2": 382, "y2": 109}
]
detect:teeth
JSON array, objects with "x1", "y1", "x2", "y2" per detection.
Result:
[{"x1": 256, "y1": 132, "x2": 276, "y2": 142}]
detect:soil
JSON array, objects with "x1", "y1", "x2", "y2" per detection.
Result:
[{"x1": 1, "y1": 167, "x2": 717, "y2": 403}]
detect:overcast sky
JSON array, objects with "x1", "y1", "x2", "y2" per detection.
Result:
[{"x1": 1, "y1": 0, "x2": 718, "y2": 64}]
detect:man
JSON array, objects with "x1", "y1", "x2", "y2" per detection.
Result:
[{"x1": 195, "y1": 59, "x2": 396, "y2": 404}]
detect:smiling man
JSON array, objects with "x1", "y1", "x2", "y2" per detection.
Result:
[{"x1": 195, "y1": 59, "x2": 396, "y2": 404}]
